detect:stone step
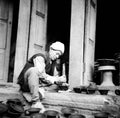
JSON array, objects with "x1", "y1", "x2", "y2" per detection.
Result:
[{"x1": 0, "y1": 83, "x2": 120, "y2": 117}]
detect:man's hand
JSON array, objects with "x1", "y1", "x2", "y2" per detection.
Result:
[
  {"x1": 45, "y1": 74, "x2": 67, "y2": 85},
  {"x1": 45, "y1": 76, "x2": 58, "y2": 84}
]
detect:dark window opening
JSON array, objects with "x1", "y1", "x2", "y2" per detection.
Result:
[
  {"x1": 8, "y1": 0, "x2": 20, "y2": 82},
  {"x1": 46, "y1": 0, "x2": 71, "y2": 82},
  {"x1": 94, "y1": 0, "x2": 120, "y2": 85}
]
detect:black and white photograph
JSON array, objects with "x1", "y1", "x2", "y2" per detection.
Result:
[{"x1": 0, "y1": 0, "x2": 120, "y2": 118}]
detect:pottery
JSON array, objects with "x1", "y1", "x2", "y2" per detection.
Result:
[
  {"x1": 73, "y1": 86, "x2": 87, "y2": 93},
  {"x1": 80, "y1": 86, "x2": 87, "y2": 93},
  {"x1": 0, "y1": 103, "x2": 8, "y2": 115},
  {"x1": 58, "y1": 83, "x2": 69, "y2": 91},
  {"x1": 94, "y1": 112, "x2": 108, "y2": 118},
  {"x1": 61, "y1": 107, "x2": 78, "y2": 118},
  {"x1": 97, "y1": 59, "x2": 116, "y2": 67},
  {"x1": 115, "y1": 89, "x2": 120, "y2": 95},
  {"x1": 98, "y1": 89, "x2": 109, "y2": 95},
  {"x1": 31, "y1": 113, "x2": 46, "y2": 118},
  {"x1": 69, "y1": 114, "x2": 85, "y2": 118},
  {"x1": 87, "y1": 88, "x2": 96, "y2": 94},
  {"x1": 19, "y1": 115, "x2": 31, "y2": 118},
  {"x1": 8, "y1": 103, "x2": 24, "y2": 113},
  {"x1": 97, "y1": 59, "x2": 116, "y2": 86},
  {"x1": 7, "y1": 110, "x2": 22, "y2": 117},
  {"x1": 7, "y1": 98, "x2": 23, "y2": 106},
  {"x1": 73, "y1": 87, "x2": 81, "y2": 93},
  {"x1": 25, "y1": 108, "x2": 41, "y2": 115},
  {"x1": 44, "y1": 110, "x2": 60, "y2": 118}
]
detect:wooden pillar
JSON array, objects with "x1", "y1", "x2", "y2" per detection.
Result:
[
  {"x1": 13, "y1": 0, "x2": 31, "y2": 83},
  {"x1": 69, "y1": 0, "x2": 85, "y2": 88},
  {"x1": 83, "y1": 0, "x2": 97, "y2": 85}
]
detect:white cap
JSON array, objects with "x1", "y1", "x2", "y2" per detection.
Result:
[{"x1": 50, "y1": 41, "x2": 65, "y2": 54}]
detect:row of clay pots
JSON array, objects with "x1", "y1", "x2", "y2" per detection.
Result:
[
  {"x1": 28, "y1": 108, "x2": 113, "y2": 118},
  {"x1": 73, "y1": 86, "x2": 120, "y2": 95}
]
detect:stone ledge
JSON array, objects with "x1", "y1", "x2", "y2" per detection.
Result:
[
  {"x1": 42, "y1": 91, "x2": 120, "y2": 116},
  {"x1": 0, "y1": 83, "x2": 120, "y2": 117},
  {"x1": 0, "y1": 82, "x2": 24, "y2": 102}
]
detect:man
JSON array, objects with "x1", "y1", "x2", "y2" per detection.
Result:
[{"x1": 17, "y1": 41, "x2": 66, "y2": 112}]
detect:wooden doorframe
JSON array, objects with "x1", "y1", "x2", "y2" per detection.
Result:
[
  {"x1": 69, "y1": 0, "x2": 85, "y2": 88},
  {"x1": 28, "y1": 0, "x2": 48, "y2": 59},
  {"x1": 0, "y1": 1, "x2": 13, "y2": 82},
  {"x1": 69, "y1": 0, "x2": 97, "y2": 88},
  {"x1": 13, "y1": 0, "x2": 48, "y2": 83},
  {"x1": 83, "y1": 0, "x2": 97, "y2": 85},
  {"x1": 13, "y1": 0, "x2": 31, "y2": 83},
  {"x1": 4, "y1": 2, "x2": 13, "y2": 82}
]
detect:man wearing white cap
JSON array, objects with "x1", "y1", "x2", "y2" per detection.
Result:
[{"x1": 17, "y1": 41, "x2": 66, "y2": 112}]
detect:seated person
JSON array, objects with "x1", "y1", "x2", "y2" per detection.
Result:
[{"x1": 17, "y1": 41, "x2": 66, "y2": 112}]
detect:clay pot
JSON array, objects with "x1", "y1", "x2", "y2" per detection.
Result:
[
  {"x1": 87, "y1": 88, "x2": 96, "y2": 94},
  {"x1": 69, "y1": 114, "x2": 85, "y2": 118},
  {"x1": 31, "y1": 113, "x2": 46, "y2": 118},
  {"x1": 97, "y1": 59, "x2": 116, "y2": 67},
  {"x1": 115, "y1": 89, "x2": 120, "y2": 95},
  {"x1": 8, "y1": 103, "x2": 24, "y2": 113},
  {"x1": 6, "y1": 103, "x2": 24, "y2": 118},
  {"x1": 97, "y1": 59, "x2": 116, "y2": 87},
  {"x1": 98, "y1": 89, "x2": 109, "y2": 95},
  {"x1": 44, "y1": 110, "x2": 60, "y2": 118},
  {"x1": 7, "y1": 110, "x2": 22, "y2": 117},
  {"x1": 80, "y1": 86, "x2": 87, "y2": 93},
  {"x1": 0, "y1": 103, "x2": 8, "y2": 115},
  {"x1": 94, "y1": 112, "x2": 108, "y2": 118},
  {"x1": 7, "y1": 98, "x2": 23, "y2": 106},
  {"x1": 19, "y1": 115, "x2": 31, "y2": 118},
  {"x1": 25, "y1": 108, "x2": 41, "y2": 115},
  {"x1": 58, "y1": 83, "x2": 69, "y2": 91},
  {"x1": 74, "y1": 86, "x2": 87, "y2": 94},
  {"x1": 61, "y1": 107, "x2": 78, "y2": 118},
  {"x1": 73, "y1": 87, "x2": 81, "y2": 93}
]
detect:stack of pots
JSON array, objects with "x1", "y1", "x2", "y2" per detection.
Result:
[
  {"x1": 96, "y1": 59, "x2": 116, "y2": 87},
  {"x1": 0, "y1": 98, "x2": 24, "y2": 118}
]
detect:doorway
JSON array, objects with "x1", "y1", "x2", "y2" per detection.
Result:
[
  {"x1": 8, "y1": 0, "x2": 20, "y2": 82},
  {"x1": 95, "y1": 0, "x2": 120, "y2": 85},
  {"x1": 46, "y1": 0, "x2": 71, "y2": 81},
  {"x1": 95, "y1": 0, "x2": 120, "y2": 59}
]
